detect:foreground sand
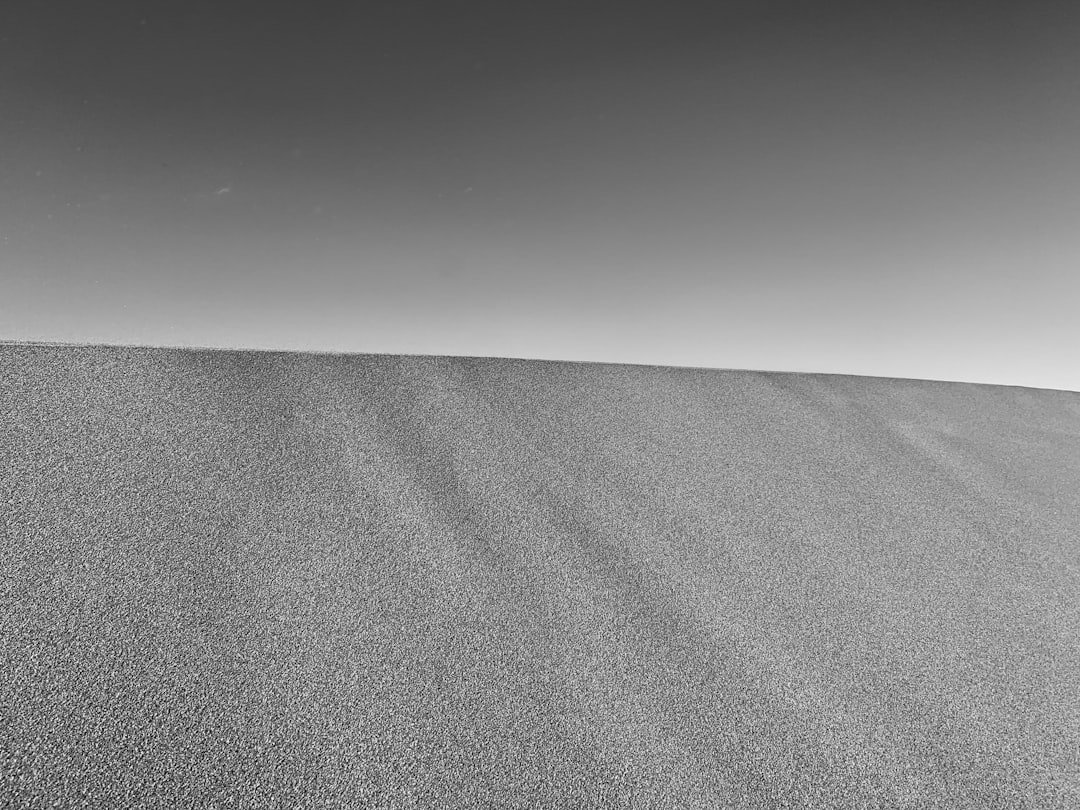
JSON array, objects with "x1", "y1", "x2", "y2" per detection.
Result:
[{"x1": 2, "y1": 344, "x2": 1078, "y2": 807}]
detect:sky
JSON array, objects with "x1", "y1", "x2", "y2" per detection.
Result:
[{"x1": 2, "y1": 0, "x2": 1078, "y2": 390}]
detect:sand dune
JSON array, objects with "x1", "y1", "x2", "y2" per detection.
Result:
[{"x1": 2, "y1": 344, "x2": 1078, "y2": 807}]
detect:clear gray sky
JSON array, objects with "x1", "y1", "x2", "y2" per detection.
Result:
[{"x1": 2, "y1": 1, "x2": 1078, "y2": 390}]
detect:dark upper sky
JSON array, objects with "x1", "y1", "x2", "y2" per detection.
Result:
[{"x1": 3, "y1": 1, "x2": 1078, "y2": 389}]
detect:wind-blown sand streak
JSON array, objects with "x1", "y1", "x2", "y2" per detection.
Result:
[{"x1": 2, "y1": 345, "x2": 1078, "y2": 807}]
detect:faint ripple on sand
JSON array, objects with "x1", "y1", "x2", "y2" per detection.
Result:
[{"x1": 2, "y1": 345, "x2": 1079, "y2": 807}]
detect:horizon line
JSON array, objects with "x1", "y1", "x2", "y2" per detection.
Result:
[{"x1": 2, "y1": 337, "x2": 1076, "y2": 395}]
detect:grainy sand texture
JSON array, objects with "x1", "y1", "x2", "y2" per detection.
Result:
[{"x1": 2, "y1": 344, "x2": 1079, "y2": 808}]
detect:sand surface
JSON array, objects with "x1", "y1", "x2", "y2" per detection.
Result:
[{"x1": 2, "y1": 345, "x2": 1079, "y2": 807}]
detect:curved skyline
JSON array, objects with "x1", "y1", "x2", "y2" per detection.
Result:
[{"x1": 2, "y1": 1, "x2": 1078, "y2": 391}]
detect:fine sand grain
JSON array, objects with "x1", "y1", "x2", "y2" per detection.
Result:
[{"x1": 2, "y1": 345, "x2": 1079, "y2": 807}]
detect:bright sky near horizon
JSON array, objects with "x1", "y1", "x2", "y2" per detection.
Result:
[{"x1": 2, "y1": 1, "x2": 1079, "y2": 391}]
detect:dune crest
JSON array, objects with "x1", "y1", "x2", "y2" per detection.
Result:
[{"x1": 2, "y1": 344, "x2": 1078, "y2": 807}]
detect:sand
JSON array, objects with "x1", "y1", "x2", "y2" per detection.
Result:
[{"x1": 2, "y1": 344, "x2": 1078, "y2": 807}]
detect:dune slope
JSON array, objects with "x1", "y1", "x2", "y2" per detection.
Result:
[{"x1": 2, "y1": 345, "x2": 1079, "y2": 807}]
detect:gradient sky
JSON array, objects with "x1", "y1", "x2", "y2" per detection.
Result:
[{"x1": 2, "y1": 1, "x2": 1078, "y2": 390}]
